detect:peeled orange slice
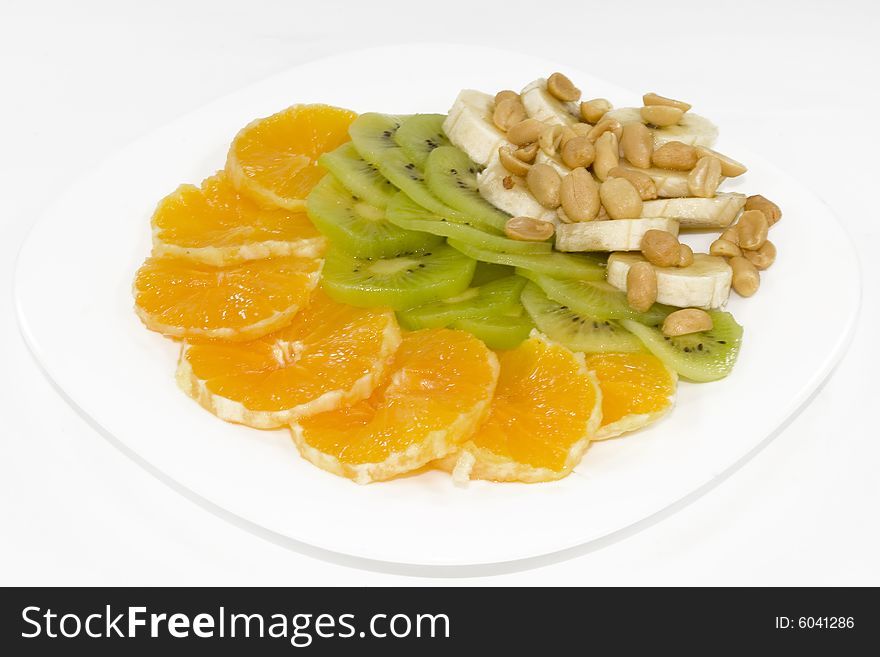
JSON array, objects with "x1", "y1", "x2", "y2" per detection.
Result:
[
  {"x1": 291, "y1": 328, "x2": 499, "y2": 484},
  {"x1": 177, "y1": 290, "x2": 401, "y2": 428},
  {"x1": 151, "y1": 171, "x2": 325, "y2": 266},
  {"x1": 445, "y1": 334, "x2": 602, "y2": 483},
  {"x1": 133, "y1": 255, "x2": 321, "y2": 342},
  {"x1": 586, "y1": 352, "x2": 677, "y2": 440},
  {"x1": 226, "y1": 104, "x2": 357, "y2": 210}
]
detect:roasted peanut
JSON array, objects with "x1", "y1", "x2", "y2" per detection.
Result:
[
  {"x1": 547, "y1": 72, "x2": 581, "y2": 102},
  {"x1": 678, "y1": 243, "x2": 694, "y2": 267},
  {"x1": 627, "y1": 261, "x2": 658, "y2": 312},
  {"x1": 560, "y1": 167, "x2": 601, "y2": 222},
  {"x1": 730, "y1": 256, "x2": 760, "y2": 297},
  {"x1": 571, "y1": 123, "x2": 592, "y2": 137},
  {"x1": 652, "y1": 141, "x2": 698, "y2": 170},
  {"x1": 515, "y1": 142, "x2": 539, "y2": 162},
  {"x1": 600, "y1": 177, "x2": 643, "y2": 219},
  {"x1": 559, "y1": 125, "x2": 578, "y2": 147},
  {"x1": 492, "y1": 97, "x2": 527, "y2": 131},
  {"x1": 560, "y1": 135, "x2": 596, "y2": 169},
  {"x1": 504, "y1": 216, "x2": 555, "y2": 241},
  {"x1": 641, "y1": 229, "x2": 681, "y2": 267},
  {"x1": 744, "y1": 194, "x2": 782, "y2": 226},
  {"x1": 507, "y1": 118, "x2": 544, "y2": 146},
  {"x1": 641, "y1": 105, "x2": 684, "y2": 127},
  {"x1": 593, "y1": 132, "x2": 619, "y2": 181},
  {"x1": 580, "y1": 98, "x2": 612, "y2": 124},
  {"x1": 709, "y1": 238, "x2": 742, "y2": 258},
  {"x1": 720, "y1": 226, "x2": 739, "y2": 244},
  {"x1": 499, "y1": 147, "x2": 531, "y2": 176},
  {"x1": 556, "y1": 206, "x2": 574, "y2": 224},
  {"x1": 539, "y1": 124, "x2": 564, "y2": 156},
  {"x1": 607, "y1": 166, "x2": 657, "y2": 200},
  {"x1": 587, "y1": 117, "x2": 623, "y2": 142},
  {"x1": 526, "y1": 163, "x2": 562, "y2": 209},
  {"x1": 688, "y1": 156, "x2": 722, "y2": 198},
  {"x1": 502, "y1": 175, "x2": 515, "y2": 190},
  {"x1": 620, "y1": 122, "x2": 653, "y2": 169},
  {"x1": 742, "y1": 240, "x2": 777, "y2": 270},
  {"x1": 495, "y1": 90, "x2": 520, "y2": 105},
  {"x1": 642, "y1": 92, "x2": 692, "y2": 113},
  {"x1": 662, "y1": 308, "x2": 714, "y2": 337},
  {"x1": 736, "y1": 209, "x2": 769, "y2": 250},
  {"x1": 694, "y1": 146, "x2": 747, "y2": 177}
]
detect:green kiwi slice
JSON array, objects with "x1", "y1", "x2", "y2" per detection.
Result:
[
  {"x1": 307, "y1": 176, "x2": 441, "y2": 258},
  {"x1": 453, "y1": 311, "x2": 534, "y2": 350},
  {"x1": 321, "y1": 243, "x2": 476, "y2": 310},
  {"x1": 448, "y1": 239, "x2": 605, "y2": 281},
  {"x1": 385, "y1": 192, "x2": 550, "y2": 256},
  {"x1": 317, "y1": 142, "x2": 397, "y2": 209},
  {"x1": 424, "y1": 146, "x2": 509, "y2": 231},
  {"x1": 397, "y1": 276, "x2": 526, "y2": 330},
  {"x1": 394, "y1": 114, "x2": 451, "y2": 169},
  {"x1": 621, "y1": 311, "x2": 743, "y2": 382},
  {"x1": 520, "y1": 282, "x2": 643, "y2": 353},
  {"x1": 471, "y1": 262, "x2": 516, "y2": 286}
]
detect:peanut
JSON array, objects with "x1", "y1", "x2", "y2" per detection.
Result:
[
  {"x1": 744, "y1": 194, "x2": 782, "y2": 226},
  {"x1": 559, "y1": 125, "x2": 578, "y2": 147},
  {"x1": 502, "y1": 175, "x2": 515, "y2": 190},
  {"x1": 709, "y1": 238, "x2": 742, "y2": 258},
  {"x1": 627, "y1": 261, "x2": 658, "y2": 312},
  {"x1": 607, "y1": 166, "x2": 657, "y2": 200},
  {"x1": 587, "y1": 117, "x2": 623, "y2": 142},
  {"x1": 571, "y1": 123, "x2": 592, "y2": 137},
  {"x1": 662, "y1": 308, "x2": 714, "y2": 337},
  {"x1": 515, "y1": 142, "x2": 539, "y2": 162},
  {"x1": 641, "y1": 229, "x2": 681, "y2": 267},
  {"x1": 507, "y1": 118, "x2": 544, "y2": 146},
  {"x1": 678, "y1": 243, "x2": 694, "y2": 267},
  {"x1": 526, "y1": 163, "x2": 563, "y2": 209},
  {"x1": 493, "y1": 97, "x2": 527, "y2": 132},
  {"x1": 642, "y1": 92, "x2": 692, "y2": 113},
  {"x1": 694, "y1": 146, "x2": 747, "y2": 177},
  {"x1": 499, "y1": 146, "x2": 531, "y2": 176},
  {"x1": 547, "y1": 72, "x2": 581, "y2": 102},
  {"x1": 641, "y1": 105, "x2": 684, "y2": 127},
  {"x1": 730, "y1": 256, "x2": 760, "y2": 297},
  {"x1": 600, "y1": 177, "x2": 643, "y2": 219},
  {"x1": 580, "y1": 98, "x2": 612, "y2": 124},
  {"x1": 504, "y1": 216, "x2": 555, "y2": 241},
  {"x1": 652, "y1": 141, "x2": 698, "y2": 170},
  {"x1": 736, "y1": 210, "x2": 769, "y2": 250},
  {"x1": 720, "y1": 226, "x2": 739, "y2": 244},
  {"x1": 620, "y1": 122, "x2": 653, "y2": 169},
  {"x1": 560, "y1": 167, "x2": 601, "y2": 222},
  {"x1": 495, "y1": 90, "x2": 519, "y2": 105},
  {"x1": 688, "y1": 156, "x2": 722, "y2": 198},
  {"x1": 539, "y1": 124, "x2": 564, "y2": 156},
  {"x1": 560, "y1": 135, "x2": 596, "y2": 169},
  {"x1": 742, "y1": 240, "x2": 777, "y2": 270},
  {"x1": 593, "y1": 132, "x2": 619, "y2": 181}
]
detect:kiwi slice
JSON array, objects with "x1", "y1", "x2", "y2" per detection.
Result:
[
  {"x1": 349, "y1": 113, "x2": 468, "y2": 223},
  {"x1": 425, "y1": 146, "x2": 509, "y2": 231},
  {"x1": 307, "y1": 176, "x2": 441, "y2": 258},
  {"x1": 621, "y1": 311, "x2": 743, "y2": 382},
  {"x1": 385, "y1": 192, "x2": 551, "y2": 256},
  {"x1": 453, "y1": 311, "x2": 534, "y2": 350},
  {"x1": 448, "y1": 239, "x2": 605, "y2": 281},
  {"x1": 317, "y1": 142, "x2": 397, "y2": 209},
  {"x1": 394, "y1": 114, "x2": 451, "y2": 169},
  {"x1": 471, "y1": 261, "x2": 515, "y2": 286},
  {"x1": 321, "y1": 243, "x2": 476, "y2": 310},
  {"x1": 521, "y1": 271, "x2": 673, "y2": 326},
  {"x1": 520, "y1": 282, "x2": 643, "y2": 353},
  {"x1": 397, "y1": 276, "x2": 526, "y2": 330}
]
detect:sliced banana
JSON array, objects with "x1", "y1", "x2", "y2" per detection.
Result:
[
  {"x1": 520, "y1": 79, "x2": 580, "y2": 126},
  {"x1": 555, "y1": 218, "x2": 679, "y2": 252},
  {"x1": 615, "y1": 160, "x2": 725, "y2": 198},
  {"x1": 607, "y1": 253, "x2": 732, "y2": 309},
  {"x1": 535, "y1": 151, "x2": 571, "y2": 176},
  {"x1": 477, "y1": 150, "x2": 558, "y2": 223},
  {"x1": 641, "y1": 192, "x2": 746, "y2": 228},
  {"x1": 607, "y1": 107, "x2": 718, "y2": 148},
  {"x1": 443, "y1": 89, "x2": 507, "y2": 166}
]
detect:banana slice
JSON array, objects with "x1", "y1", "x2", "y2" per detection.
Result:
[
  {"x1": 477, "y1": 150, "x2": 558, "y2": 223},
  {"x1": 607, "y1": 107, "x2": 718, "y2": 148},
  {"x1": 555, "y1": 218, "x2": 679, "y2": 252},
  {"x1": 615, "y1": 160, "x2": 725, "y2": 198},
  {"x1": 535, "y1": 151, "x2": 571, "y2": 176},
  {"x1": 641, "y1": 193, "x2": 746, "y2": 228},
  {"x1": 443, "y1": 89, "x2": 507, "y2": 166},
  {"x1": 520, "y1": 79, "x2": 580, "y2": 126},
  {"x1": 607, "y1": 253, "x2": 732, "y2": 309}
]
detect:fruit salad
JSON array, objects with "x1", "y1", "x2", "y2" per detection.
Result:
[{"x1": 132, "y1": 73, "x2": 782, "y2": 484}]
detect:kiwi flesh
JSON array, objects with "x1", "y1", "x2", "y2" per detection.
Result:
[
  {"x1": 321, "y1": 243, "x2": 476, "y2": 310},
  {"x1": 471, "y1": 261, "x2": 515, "y2": 286},
  {"x1": 448, "y1": 239, "x2": 605, "y2": 281},
  {"x1": 307, "y1": 175, "x2": 441, "y2": 258},
  {"x1": 394, "y1": 114, "x2": 450, "y2": 169},
  {"x1": 317, "y1": 142, "x2": 397, "y2": 209},
  {"x1": 621, "y1": 311, "x2": 743, "y2": 382},
  {"x1": 453, "y1": 310, "x2": 534, "y2": 350},
  {"x1": 397, "y1": 276, "x2": 526, "y2": 330},
  {"x1": 520, "y1": 282, "x2": 643, "y2": 353}
]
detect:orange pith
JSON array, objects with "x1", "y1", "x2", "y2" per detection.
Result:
[
  {"x1": 133, "y1": 254, "x2": 321, "y2": 342},
  {"x1": 151, "y1": 171, "x2": 325, "y2": 265},
  {"x1": 585, "y1": 352, "x2": 677, "y2": 440},
  {"x1": 226, "y1": 104, "x2": 357, "y2": 210},
  {"x1": 291, "y1": 328, "x2": 499, "y2": 484},
  {"x1": 177, "y1": 289, "x2": 401, "y2": 428}
]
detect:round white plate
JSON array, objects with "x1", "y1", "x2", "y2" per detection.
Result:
[{"x1": 14, "y1": 45, "x2": 860, "y2": 574}]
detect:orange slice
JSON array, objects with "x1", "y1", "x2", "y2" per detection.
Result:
[
  {"x1": 226, "y1": 104, "x2": 357, "y2": 210},
  {"x1": 445, "y1": 335, "x2": 602, "y2": 483},
  {"x1": 151, "y1": 171, "x2": 325, "y2": 266},
  {"x1": 133, "y1": 255, "x2": 321, "y2": 342},
  {"x1": 176, "y1": 290, "x2": 401, "y2": 428},
  {"x1": 291, "y1": 328, "x2": 499, "y2": 484},
  {"x1": 586, "y1": 352, "x2": 677, "y2": 440}
]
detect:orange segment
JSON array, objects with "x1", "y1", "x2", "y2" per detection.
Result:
[
  {"x1": 291, "y1": 329, "x2": 499, "y2": 484},
  {"x1": 447, "y1": 335, "x2": 602, "y2": 483},
  {"x1": 226, "y1": 104, "x2": 357, "y2": 210},
  {"x1": 586, "y1": 352, "x2": 676, "y2": 440},
  {"x1": 133, "y1": 255, "x2": 321, "y2": 342},
  {"x1": 176, "y1": 290, "x2": 401, "y2": 428},
  {"x1": 151, "y1": 171, "x2": 325, "y2": 266}
]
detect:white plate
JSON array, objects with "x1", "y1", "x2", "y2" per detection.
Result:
[{"x1": 14, "y1": 45, "x2": 860, "y2": 574}]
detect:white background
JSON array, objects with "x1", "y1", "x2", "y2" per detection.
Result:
[{"x1": 1, "y1": 0, "x2": 877, "y2": 585}]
